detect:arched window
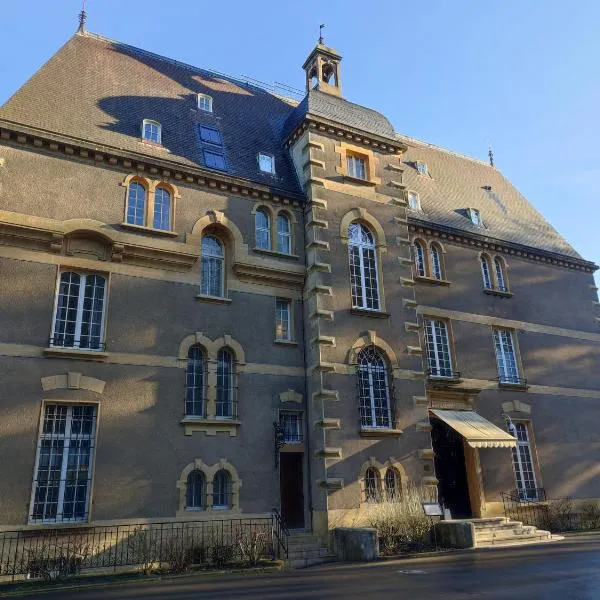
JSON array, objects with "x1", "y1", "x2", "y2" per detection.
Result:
[
  {"x1": 277, "y1": 213, "x2": 292, "y2": 254},
  {"x1": 384, "y1": 468, "x2": 401, "y2": 502},
  {"x1": 142, "y1": 119, "x2": 161, "y2": 144},
  {"x1": 481, "y1": 255, "x2": 493, "y2": 290},
  {"x1": 364, "y1": 467, "x2": 382, "y2": 503},
  {"x1": 213, "y1": 470, "x2": 231, "y2": 509},
  {"x1": 255, "y1": 209, "x2": 271, "y2": 250},
  {"x1": 185, "y1": 345, "x2": 205, "y2": 417},
  {"x1": 348, "y1": 223, "x2": 380, "y2": 310},
  {"x1": 414, "y1": 241, "x2": 426, "y2": 277},
  {"x1": 430, "y1": 244, "x2": 442, "y2": 280},
  {"x1": 201, "y1": 236, "x2": 224, "y2": 297},
  {"x1": 216, "y1": 349, "x2": 235, "y2": 419},
  {"x1": 186, "y1": 470, "x2": 205, "y2": 510},
  {"x1": 357, "y1": 346, "x2": 392, "y2": 429},
  {"x1": 153, "y1": 187, "x2": 172, "y2": 231},
  {"x1": 126, "y1": 181, "x2": 146, "y2": 226},
  {"x1": 495, "y1": 258, "x2": 507, "y2": 292}
]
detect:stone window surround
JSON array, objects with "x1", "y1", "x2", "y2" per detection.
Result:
[
  {"x1": 250, "y1": 202, "x2": 297, "y2": 256},
  {"x1": 479, "y1": 251, "x2": 512, "y2": 297},
  {"x1": 335, "y1": 141, "x2": 381, "y2": 186},
  {"x1": 358, "y1": 457, "x2": 408, "y2": 508},
  {"x1": 178, "y1": 332, "x2": 245, "y2": 436},
  {"x1": 420, "y1": 315, "x2": 460, "y2": 382},
  {"x1": 412, "y1": 236, "x2": 449, "y2": 284},
  {"x1": 120, "y1": 174, "x2": 180, "y2": 236},
  {"x1": 176, "y1": 458, "x2": 242, "y2": 516}
]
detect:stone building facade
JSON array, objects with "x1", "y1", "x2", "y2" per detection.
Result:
[{"x1": 0, "y1": 29, "x2": 598, "y2": 537}]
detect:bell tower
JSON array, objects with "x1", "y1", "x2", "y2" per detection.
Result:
[{"x1": 302, "y1": 29, "x2": 342, "y2": 98}]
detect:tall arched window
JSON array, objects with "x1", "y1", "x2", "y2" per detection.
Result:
[
  {"x1": 153, "y1": 187, "x2": 172, "y2": 231},
  {"x1": 126, "y1": 181, "x2": 146, "y2": 226},
  {"x1": 384, "y1": 468, "x2": 401, "y2": 502},
  {"x1": 481, "y1": 255, "x2": 493, "y2": 289},
  {"x1": 213, "y1": 470, "x2": 231, "y2": 509},
  {"x1": 216, "y1": 349, "x2": 235, "y2": 418},
  {"x1": 186, "y1": 470, "x2": 205, "y2": 510},
  {"x1": 201, "y1": 236, "x2": 224, "y2": 297},
  {"x1": 357, "y1": 346, "x2": 392, "y2": 429},
  {"x1": 277, "y1": 213, "x2": 292, "y2": 254},
  {"x1": 186, "y1": 345, "x2": 205, "y2": 417},
  {"x1": 430, "y1": 244, "x2": 442, "y2": 280},
  {"x1": 348, "y1": 223, "x2": 380, "y2": 310},
  {"x1": 364, "y1": 467, "x2": 382, "y2": 502},
  {"x1": 495, "y1": 258, "x2": 507, "y2": 292},
  {"x1": 414, "y1": 241, "x2": 426, "y2": 277},
  {"x1": 255, "y1": 209, "x2": 271, "y2": 250}
]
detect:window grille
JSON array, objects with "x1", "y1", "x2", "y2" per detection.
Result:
[
  {"x1": 275, "y1": 299, "x2": 291, "y2": 341},
  {"x1": 481, "y1": 256, "x2": 493, "y2": 289},
  {"x1": 213, "y1": 470, "x2": 232, "y2": 508},
  {"x1": 348, "y1": 223, "x2": 380, "y2": 310},
  {"x1": 185, "y1": 345, "x2": 205, "y2": 417},
  {"x1": 347, "y1": 155, "x2": 366, "y2": 180},
  {"x1": 493, "y1": 328, "x2": 520, "y2": 384},
  {"x1": 186, "y1": 470, "x2": 205, "y2": 510},
  {"x1": 424, "y1": 319, "x2": 453, "y2": 377},
  {"x1": 126, "y1": 181, "x2": 146, "y2": 226},
  {"x1": 364, "y1": 467, "x2": 382, "y2": 502},
  {"x1": 30, "y1": 404, "x2": 97, "y2": 523},
  {"x1": 153, "y1": 187, "x2": 171, "y2": 231},
  {"x1": 414, "y1": 242, "x2": 426, "y2": 277},
  {"x1": 280, "y1": 412, "x2": 303, "y2": 443},
  {"x1": 430, "y1": 245, "x2": 442, "y2": 280},
  {"x1": 201, "y1": 236, "x2": 224, "y2": 297},
  {"x1": 51, "y1": 272, "x2": 106, "y2": 350},
  {"x1": 357, "y1": 346, "x2": 392, "y2": 429},
  {"x1": 494, "y1": 258, "x2": 507, "y2": 292},
  {"x1": 384, "y1": 468, "x2": 400, "y2": 502},
  {"x1": 510, "y1": 423, "x2": 538, "y2": 501},
  {"x1": 277, "y1": 214, "x2": 292, "y2": 254},
  {"x1": 216, "y1": 349, "x2": 235, "y2": 419},
  {"x1": 255, "y1": 209, "x2": 271, "y2": 250}
]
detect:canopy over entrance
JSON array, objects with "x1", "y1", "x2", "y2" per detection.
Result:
[{"x1": 430, "y1": 409, "x2": 516, "y2": 448}]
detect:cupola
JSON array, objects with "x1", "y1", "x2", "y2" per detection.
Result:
[{"x1": 302, "y1": 34, "x2": 342, "y2": 97}]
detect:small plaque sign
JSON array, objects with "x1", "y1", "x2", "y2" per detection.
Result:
[{"x1": 422, "y1": 502, "x2": 443, "y2": 517}]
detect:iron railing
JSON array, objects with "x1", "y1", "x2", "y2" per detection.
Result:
[
  {"x1": 427, "y1": 369, "x2": 461, "y2": 381},
  {"x1": 497, "y1": 376, "x2": 528, "y2": 387},
  {"x1": 0, "y1": 514, "x2": 288, "y2": 582},
  {"x1": 48, "y1": 337, "x2": 106, "y2": 352}
]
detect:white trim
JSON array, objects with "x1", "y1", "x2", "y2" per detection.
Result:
[{"x1": 197, "y1": 94, "x2": 213, "y2": 112}]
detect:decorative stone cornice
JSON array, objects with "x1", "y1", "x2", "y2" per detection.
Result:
[
  {"x1": 0, "y1": 119, "x2": 305, "y2": 208},
  {"x1": 408, "y1": 219, "x2": 598, "y2": 273}
]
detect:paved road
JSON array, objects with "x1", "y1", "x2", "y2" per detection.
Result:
[{"x1": 10, "y1": 536, "x2": 600, "y2": 599}]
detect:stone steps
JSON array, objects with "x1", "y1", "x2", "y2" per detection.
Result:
[
  {"x1": 472, "y1": 517, "x2": 556, "y2": 548},
  {"x1": 285, "y1": 533, "x2": 331, "y2": 569}
]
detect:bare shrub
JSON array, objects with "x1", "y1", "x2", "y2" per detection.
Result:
[
  {"x1": 358, "y1": 485, "x2": 435, "y2": 555},
  {"x1": 126, "y1": 527, "x2": 161, "y2": 575},
  {"x1": 579, "y1": 500, "x2": 600, "y2": 530},
  {"x1": 238, "y1": 531, "x2": 267, "y2": 566},
  {"x1": 24, "y1": 537, "x2": 90, "y2": 581},
  {"x1": 210, "y1": 544, "x2": 235, "y2": 567},
  {"x1": 163, "y1": 536, "x2": 194, "y2": 574},
  {"x1": 547, "y1": 498, "x2": 575, "y2": 532}
]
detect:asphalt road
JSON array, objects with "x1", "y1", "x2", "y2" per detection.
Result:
[{"x1": 9, "y1": 536, "x2": 600, "y2": 600}]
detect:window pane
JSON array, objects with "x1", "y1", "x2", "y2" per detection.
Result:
[
  {"x1": 126, "y1": 182, "x2": 146, "y2": 226},
  {"x1": 153, "y1": 188, "x2": 171, "y2": 230},
  {"x1": 347, "y1": 155, "x2": 366, "y2": 180},
  {"x1": 280, "y1": 412, "x2": 302, "y2": 443},
  {"x1": 357, "y1": 346, "x2": 392, "y2": 428},
  {"x1": 143, "y1": 121, "x2": 160, "y2": 143},
  {"x1": 493, "y1": 329, "x2": 519, "y2": 383},
  {"x1": 204, "y1": 151, "x2": 226, "y2": 170},
  {"x1": 186, "y1": 345, "x2": 205, "y2": 416},
  {"x1": 52, "y1": 272, "x2": 81, "y2": 348},
  {"x1": 255, "y1": 210, "x2": 271, "y2": 249},
  {"x1": 275, "y1": 299, "x2": 291, "y2": 340},
  {"x1": 495, "y1": 259, "x2": 507, "y2": 291},
  {"x1": 430, "y1": 246, "x2": 442, "y2": 279},
  {"x1": 365, "y1": 468, "x2": 381, "y2": 502},
  {"x1": 201, "y1": 236, "x2": 224, "y2": 297},
  {"x1": 408, "y1": 192, "x2": 420, "y2": 210},
  {"x1": 216, "y1": 349, "x2": 234, "y2": 418},
  {"x1": 79, "y1": 275, "x2": 106, "y2": 350},
  {"x1": 277, "y1": 214, "x2": 291, "y2": 254},
  {"x1": 385, "y1": 468, "x2": 400, "y2": 501},
  {"x1": 199, "y1": 126, "x2": 221, "y2": 145},
  {"x1": 481, "y1": 257, "x2": 493, "y2": 289},
  {"x1": 414, "y1": 243, "x2": 426, "y2": 277},
  {"x1": 198, "y1": 95, "x2": 213, "y2": 112},
  {"x1": 259, "y1": 154, "x2": 274, "y2": 173},
  {"x1": 348, "y1": 223, "x2": 379, "y2": 310},
  {"x1": 425, "y1": 319, "x2": 453, "y2": 377},
  {"x1": 511, "y1": 423, "x2": 537, "y2": 499},
  {"x1": 213, "y1": 470, "x2": 231, "y2": 508},
  {"x1": 186, "y1": 471, "x2": 204, "y2": 509}
]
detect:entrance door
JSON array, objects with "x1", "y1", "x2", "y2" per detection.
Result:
[
  {"x1": 279, "y1": 453, "x2": 305, "y2": 529},
  {"x1": 430, "y1": 417, "x2": 472, "y2": 518}
]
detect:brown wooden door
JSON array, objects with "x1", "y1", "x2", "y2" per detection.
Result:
[{"x1": 280, "y1": 453, "x2": 305, "y2": 529}]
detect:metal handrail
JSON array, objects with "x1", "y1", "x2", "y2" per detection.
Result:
[{"x1": 271, "y1": 508, "x2": 289, "y2": 559}]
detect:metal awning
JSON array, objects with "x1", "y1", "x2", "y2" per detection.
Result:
[{"x1": 430, "y1": 409, "x2": 517, "y2": 448}]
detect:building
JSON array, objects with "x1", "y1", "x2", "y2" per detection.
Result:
[{"x1": 0, "y1": 23, "x2": 599, "y2": 540}]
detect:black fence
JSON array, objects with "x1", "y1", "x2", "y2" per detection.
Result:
[{"x1": 0, "y1": 512, "x2": 288, "y2": 582}]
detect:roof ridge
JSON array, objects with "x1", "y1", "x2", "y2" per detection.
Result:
[{"x1": 79, "y1": 30, "x2": 302, "y2": 102}]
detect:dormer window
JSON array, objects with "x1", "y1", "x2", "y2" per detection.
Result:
[
  {"x1": 468, "y1": 208, "x2": 483, "y2": 227},
  {"x1": 203, "y1": 150, "x2": 226, "y2": 171},
  {"x1": 258, "y1": 153, "x2": 275, "y2": 174},
  {"x1": 198, "y1": 94, "x2": 213, "y2": 112},
  {"x1": 199, "y1": 126, "x2": 222, "y2": 145},
  {"x1": 407, "y1": 191, "x2": 421, "y2": 210},
  {"x1": 416, "y1": 161, "x2": 429, "y2": 176},
  {"x1": 142, "y1": 119, "x2": 161, "y2": 144}
]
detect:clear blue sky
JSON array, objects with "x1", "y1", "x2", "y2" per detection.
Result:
[{"x1": 1, "y1": 1, "x2": 598, "y2": 285}]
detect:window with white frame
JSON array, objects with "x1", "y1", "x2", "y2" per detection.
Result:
[
  {"x1": 348, "y1": 222, "x2": 380, "y2": 311},
  {"x1": 364, "y1": 467, "x2": 382, "y2": 502},
  {"x1": 510, "y1": 422, "x2": 538, "y2": 501},
  {"x1": 430, "y1": 244, "x2": 443, "y2": 280},
  {"x1": 347, "y1": 154, "x2": 367, "y2": 180},
  {"x1": 407, "y1": 190, "x2": 421, "y2": 210},
  {"x1": 216, "y1": 348, "x2": 235, "y2": 418},
  {"x1": 258, "y1": 153, "x2": 275, "y2": 174},
  {"x1": 357, "y1": 346, "x2": 392, "y2": 429},
  {"x1": 424, "y1": 319, "x2": 454, "y2": 378},
  {"x1": 255, "y1": 209, "x2": 271, "y2": 250},
  {"x1": 198, "y1": 94, "x2": 213, "y2": 112},
  {"x1": 212, "y1": 469, "x2": 231, "y2": 508},
  {"x1": 30, "y1": 404, "x2": 97, "y2": 523},
  {"x1": 200, "y1": 236, "x2": 224, "y2": 297},
  {"x1": 481, "y1": 255, "x2": 493, "y2": 289},
  {"x1": 494, "y1": 258, "x2": 507, "y2": 292},
  {"x1": 275, "y1": 298, "x2": 292, "y2": 341},
  {"x1": 126, "y1": 181, "x2": 147, "y2": 226},
  {"x1": 51, "y1": 271, "x2": 107, "y2": 350},
  {"x1": 280, "y1": 411, "x2": 303, "y2": 443},
  {"x1": 468, "y1": 208, "x2": 483, "y2": 227},
  {"x1": 414, "y1": 241, "x2": 426, "y2": 277},
  {"x1": 186, "y1": 470, "x2": 205, "y2": 510},
  {"x1": 142, "y1": 119, "x2": 161, "y2": 144},
  {"x1": 416, "y1": 161, "x2": 428, "y2": 176},
  {"x1": 277, "y1": 213, "x2": 292, "y2": 254},
  {"x1": 493, "y1": 328, "x2": 520, "y2": 384},
  {"x1": 186, "y1": 345, "x2": 205, "y2": 417},
  {"x1": 153, "y1": 187, "x2": 172, "y2": 231}
]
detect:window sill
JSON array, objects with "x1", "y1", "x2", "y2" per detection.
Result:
[
  {"x1": 120, "y1": 222, "x2": 178, "y2": 237},
  {"x1": 427, "y1": 375, "x2": 463, "y2": 386},
  {"x1": 43, "y1": 347, "x2": 108, "y2": 361},
  {"x1": 415, "y1": 276, "x2": 451, "y2": 286},
  {"x1": 274, "y1": 339, "x2": 298, "y2": 347},
  {"x1": 360, "y1": 427, "x2": 403, "y2": 438},
  {"x1": 253, "y1": 247, "x2": 299, "y2": 260},
  {"x1": 195, "y1": 294, "x2": 232, "y2": 304},
  {"x1": 350, "y1": 307, "x2": 390, "y2": 319},
  {"x1": 483, "y1": 288, "x2": 513, "y2": 298},
  {"x1": 181, "y1": 417, "x2": 241, "y2": 437},
  {"x1": 498, "y1": 381, "x2": 529, "y2": 391},
  {"x1": 25, "y1": 520, "x2": 93, "y2": 531},
  {"x1": 343, "y1": 175, "x2": 377, "y2": 187}
]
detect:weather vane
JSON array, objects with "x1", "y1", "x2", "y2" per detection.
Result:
[
  {"x1": 78, "y1": 0, "x2": 87, "y2": 33},
  {"x1": 488, "y1": 147, "x2": 494, "y2": 168},
  {"x1": 319, "y1": 24, "x2": 325, "y2": 45}
]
